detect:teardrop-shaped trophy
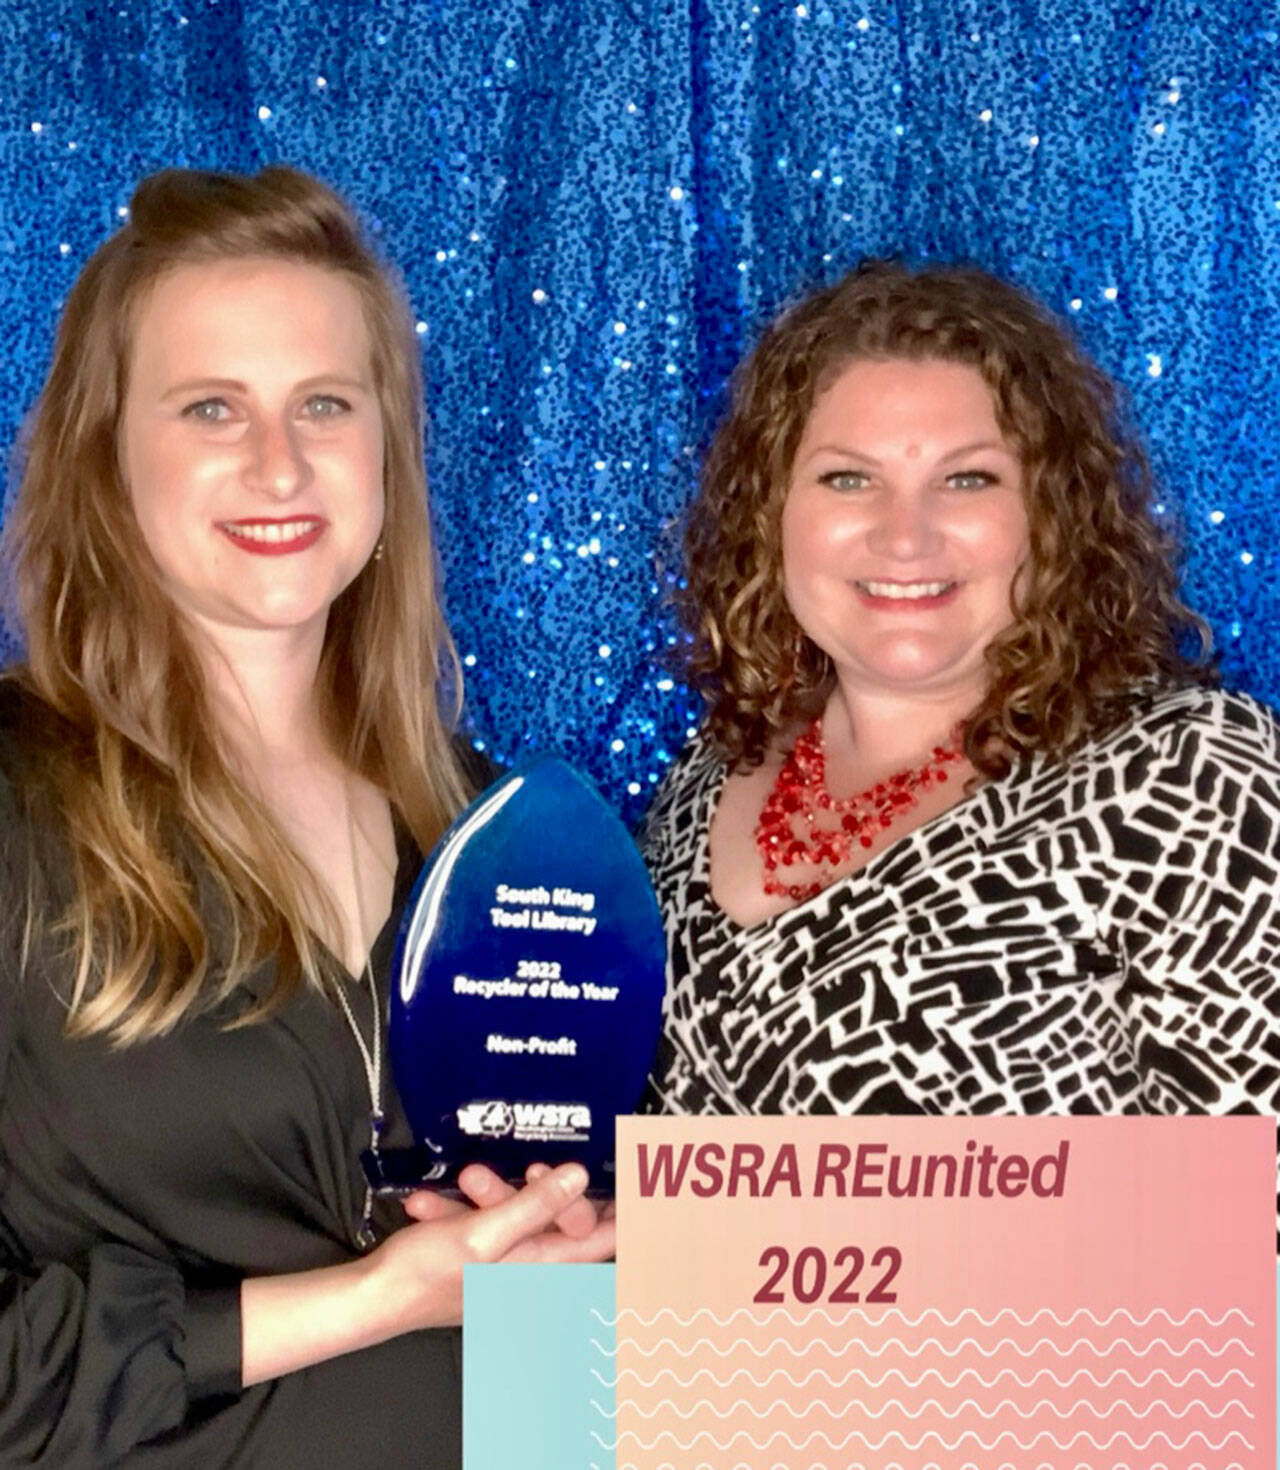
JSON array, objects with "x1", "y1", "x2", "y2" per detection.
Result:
[{"x1": 374, "y1": 757, "x2": 665, "y2": 1194}]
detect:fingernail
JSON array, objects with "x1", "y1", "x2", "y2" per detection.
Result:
[{"x1": 556, "y1": 1163, "x2": 589, "y2": 1195}]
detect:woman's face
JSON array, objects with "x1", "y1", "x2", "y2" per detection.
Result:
[
  {"x1": 782, "y1": 356, "x2": 1029, "y2": 707},
  {"x1": 120, "y1": 257, "x2": 385, "y2": 652}
]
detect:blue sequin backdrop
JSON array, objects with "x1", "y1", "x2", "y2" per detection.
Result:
[{"x1": 2, "y1": 1, "x2": 1278, "y2": 816}]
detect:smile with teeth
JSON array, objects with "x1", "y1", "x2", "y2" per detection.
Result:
[
  {"x1": 221, "y1": 518, "x2": 324, "y2": 544},
  {"x1": 856, "y1": 579, "x2": 956, "y2": 600}
]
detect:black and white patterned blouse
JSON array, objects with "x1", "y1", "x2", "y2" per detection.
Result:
[{"x1": 640, "y1": 686, "x2": 1280, "y2": 1127}]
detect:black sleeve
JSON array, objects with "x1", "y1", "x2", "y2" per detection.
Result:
[
  {"x1": 0, "y1": 732, "x2": 243, "y2": 1467},
  {"x1": 0, "y1": 1237, "x2": 239, "y2": 1465}
]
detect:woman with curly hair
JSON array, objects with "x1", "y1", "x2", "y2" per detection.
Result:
[
  {"x1": 642, "y1": 260, "x2": 1280, "y2": 1128},
  {"x1": 0, "y1": 166, "x2": 611, "y2": 1468}
]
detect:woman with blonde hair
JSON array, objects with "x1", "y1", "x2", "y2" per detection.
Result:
[
  {"x1": 643, "y1": 261, "x2": 1280, "y2": 1145},
  {"x1": 0, "y1": 166, "x2": 611, "y2": 1467}
]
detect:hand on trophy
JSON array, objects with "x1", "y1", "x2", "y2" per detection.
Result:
[
  {"x1": 402, "y1": 1160, "x2": 616, "y2": 1241},
  {"x1": 241, "y1": 1162, "x2": 615, "y2": 1385},
  {"x1": 357, "y1": 1162, "x2": 616, "y2": 1332}
]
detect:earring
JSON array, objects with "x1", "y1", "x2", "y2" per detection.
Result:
[
  {"x1": 373, "y1": 538, "x2": 384, "y2": 563},
  {"x1": 789, "y1": 622, "x2": 810, "y2": 676}
]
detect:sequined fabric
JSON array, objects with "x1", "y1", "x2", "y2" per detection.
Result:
[{"x1": 2, "y1": 3, "x2": 1277, "y2": 816}]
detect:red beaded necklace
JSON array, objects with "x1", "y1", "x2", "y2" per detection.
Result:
[{"x1": 755, "y1": 716, "x2": 964, "y2": 901}]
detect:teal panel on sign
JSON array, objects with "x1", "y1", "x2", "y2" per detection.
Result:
[{"x1": 464, "y1": 1263, "x2": 616, "y2": 1470}]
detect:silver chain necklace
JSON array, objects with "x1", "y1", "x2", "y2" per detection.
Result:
[{"x1": 337, "y1": 788, "x2": 386, "y2": 1250}]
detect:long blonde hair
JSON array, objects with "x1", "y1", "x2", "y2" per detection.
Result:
[{"x1": 5, "y1": 166, "x2": 470, "y2": 1043}]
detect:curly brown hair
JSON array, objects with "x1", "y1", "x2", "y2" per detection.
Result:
[{"x1": 680, "y1": 260, "x2": 1211, "y2": 773}]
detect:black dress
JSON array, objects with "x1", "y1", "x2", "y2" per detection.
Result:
[{"x1": 0, "y1": 684, "x2": 463, "y2": 1468}]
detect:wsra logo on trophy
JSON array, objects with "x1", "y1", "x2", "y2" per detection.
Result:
[
  {"x1": 364, "y1": 757, "x2": 665, "y2": 1195},
  {"x1": 457, "y1": 1099, "x2": 592, "y2": 1144}
]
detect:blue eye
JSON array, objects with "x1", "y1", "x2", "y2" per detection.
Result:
[
  {"x1": 946, "y1": 470, "x2": 998, "y2": 490},
  {"x1": 302, "y1": 394, "x2": 352, "y2": 420},
  {"x1": 819, "y1": 469, "x2": 871, "y2": 492},
  {"x1": 182, "y1": 398, "x2": 231, "y2": 423}
]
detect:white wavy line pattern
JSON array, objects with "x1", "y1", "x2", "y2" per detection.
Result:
[
  {"x1": 609, "y1": 1462, "x2": 1249, "y2": 1470},
  {"x1": 592, "y1": 1393, "x2": 1252, "y2": 1421},
  {"x1": 599, "y1": 1333, "x2": 1253, "y2": 1359},
  {"x1": 594, "y1": 1364, "x2": 1255, "y2": 1391},
  {"x1": 595, "y1": 1304, "x2": 1255, "y2": 1329},
  {"x1": 603, "y1": 1300, "x2": 1265, "y2": 1467},
  {"x1": 591, "y1": 1427, "x2": 1255, "y2": 1450}
]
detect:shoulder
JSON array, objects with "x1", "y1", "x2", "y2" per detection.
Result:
[
  {"x1": 0, "y1": 677, "x2": 62, "y2": 965},
  {"x1": 0, "y1": 673, "x2": 84, "y2": 886},
  {"x1": 637, "y1": 732, "x2": 724, "y2": 856},
  {"x1": 1096, "y1": 684, "x2": 1280, "y2": 773},
  {"x1": 645, "y1": 731, "x2": 723, "y2": 815},
  {"x1": 991, "y1": 684, "x2": 1280, "y2": 834},
  {"x1": 1048, "y1": 685, "x2": 1280, "y2": 867},
  {"x1": 0, "y1": 674, "x2": 50, "y2": 803},
  {"x1": 0, "y1": 671, "x2": 80, "y2": 778},
  {"x1": 0, "y1": 671, "x2": 35, "y2": 749}
]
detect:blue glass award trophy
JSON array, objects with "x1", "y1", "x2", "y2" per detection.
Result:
[{"x1": 368, "y1": 758, "x2": 665, "y2": 1195}]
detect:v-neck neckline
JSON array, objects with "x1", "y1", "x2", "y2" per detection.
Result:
[{"x1": 314, "y1": 813, "x2": 422, "y2": 986}]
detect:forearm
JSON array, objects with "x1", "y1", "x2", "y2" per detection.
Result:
[
  {"x1": 239, "y1": 1163, "x2": 601, "y2": 1387},
  {"x1": 240, "y1": 1251, "x2": 415, "y2": 1388}
]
